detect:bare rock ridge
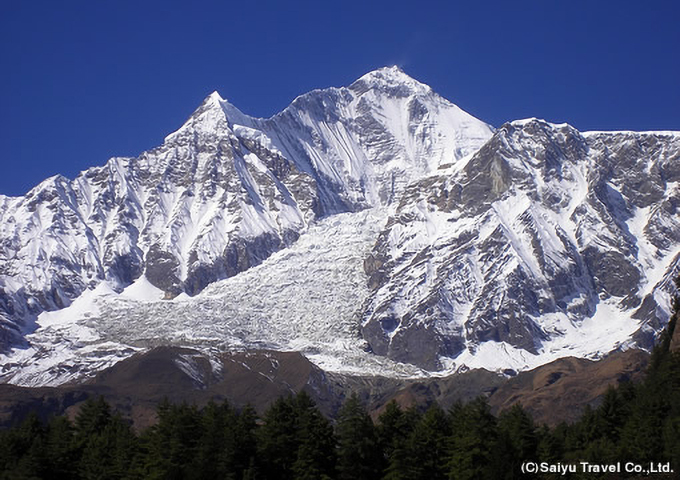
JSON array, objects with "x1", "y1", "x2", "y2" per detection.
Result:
[{"x1": 0, "y1": 67, "x2": 678, "y2": 385}]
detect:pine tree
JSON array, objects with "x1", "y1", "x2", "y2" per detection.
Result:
[
  {"x1": 140, "y1": 401, "x2": 202, "y2": 479},
  {"x1": 402, "y1": 404, "x2": 450, "y2": 480},
  {"x1": 335, "y1": 393, "x2": 382, "y2": 480},
  {"x1": 446, "y1": 397, "x2": 498, "y2": 480},
  {"x1": 45, "y1": 415, "x2": 77, "y2": 480},
  {"x1": 292, "y1": 391, "x2": 336, "y2": 480},
  {"x1": 72, "y1": 396, "x2": 113, "y2": 477},
  {"x1": 78, "y1": 415, "x2": 135, "y2": 480},
  {"x1": 13, "y1": 431, "x2": 49, "y2": 479},
  {"x1": 74, "y1": 396, "x2": 112, "y2": 440},
  {"x1": 662, "y1": 415, "x2": 680, "y2": 472},
  {"x1": 233, "y1": 404, "x2": 259, "y2": 477},
  {"x1": 257, "y1": 395, "x2": 299, "y2": 480},
  {"x1": 497, "y1": 404, "x2": 537, "y2": 479},
  {"x1": 194, "y1": 401, "x2": 232, "y2": 478},
  {"x1": 0, "y1": 412, "x2": 46, "y2": 478},
  {"x1": 378, "y1": 401, "x2": 421, "y2": 480},
  {"x1": 536, "y1": 424, "x2": 562, "y2": 465}
]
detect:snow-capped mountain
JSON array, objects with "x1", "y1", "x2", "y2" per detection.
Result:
[
  {"x1": 361, "y1": 120, "x2": 680, "y2": 370},
  {"x1": 0, "y1": 67, "x2": 678, "y2": 386},
  {"x1": 0, "y1": 67, "x2": 492, "y2": 352}
]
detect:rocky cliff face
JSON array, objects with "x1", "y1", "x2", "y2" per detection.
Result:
[
  {"x1": 361, "y1": 120, "x2": 680, "y2": 370},
  {"x1": 0, "y1": 68, "x2": 678, "y2": 386}
]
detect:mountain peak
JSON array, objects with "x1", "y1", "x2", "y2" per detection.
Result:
[
  {"x1": 206, "y1": 90, "x2": 224, "y2": 104},
  {"x1": 198, "y1": 90, "x2": 251, "y2": 125},
  {"x1": 164, "y1": 91, "x2": 231, "y2": 142},
  {"x1": 350, "y1": 66, "x2": 431, "y2": 96},
  {"x1": 198, "y1": 90, "x2": 225, "y2": 110},
  {"x1": 361, "y1": 65, "x2": 410, "y2": 80}
]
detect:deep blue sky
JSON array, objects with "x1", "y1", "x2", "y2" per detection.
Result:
[{"x1": 1, "y1": 1, "x2": 679, "y2": 196}]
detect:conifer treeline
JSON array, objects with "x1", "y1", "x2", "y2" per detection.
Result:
[
  {"x1": 2, "y1": 285, "x2": 679, "y2": 479},
  {"x1": 2, "y1": 356, "x2": 679, "y2": 480}
]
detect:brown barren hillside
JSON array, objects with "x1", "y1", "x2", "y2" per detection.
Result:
[{"x1": 487, "y1": 349, "x2": 649, "y2": 425}]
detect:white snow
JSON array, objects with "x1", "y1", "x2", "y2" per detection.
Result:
[
  {"x1": 441, "y1": 301, "x2": 641, "y2": 374},
  {"x1": 120, "y1": 276, "x2": 165, "y2": 301}
]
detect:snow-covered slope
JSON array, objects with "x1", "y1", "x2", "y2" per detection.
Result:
[
  {"x1": 1, "y1": 69, "x2": 679, "y2": 386},
  {"x1": 0, "y1": 66, "x2": 493, "y2": 355},
  {"x1": 252, "y1": 67, "x2": 493, "y2": 210},
  {"x1": 361, "y1": 119, "x2": 680, "y2": 370},
  {"x1": 2, "y1": 209, "x2": 430, "y2": 386}
]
